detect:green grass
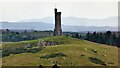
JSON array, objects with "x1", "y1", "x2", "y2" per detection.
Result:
[
  {"x1": 40, "y1": 52, "x2": 66, "y2": 59},
  {"x1": 2, "y1": 36, "x2": 118, "y2": 66}
]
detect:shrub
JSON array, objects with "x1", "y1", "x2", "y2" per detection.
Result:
[
  {"x1": 2, "y1": 50, "x2": 11, "y2": 57},
  {"x1": 89, "y1": 57, "x2": 106, "y2": 66},
  {"x1": 25, "y1": 48, "x2": 41, "y2": 53},
  {"x1": 2, "y1": 47, "x2": 43, "y2": 57}
]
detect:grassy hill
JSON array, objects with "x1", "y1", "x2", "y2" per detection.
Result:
[
  {"x1": 0, "y1": 43, "x2": 2, "y2": 68},
  {"x1": 2, "y1": 36, "x2": 118, "y2": 66}
]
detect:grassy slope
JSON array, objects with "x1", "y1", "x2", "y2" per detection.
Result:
[
  {"x1": 2, "y1": 36, "x2": 118, "y2": 66},
  {"x1": 0, "y1": 43, "x2": 2, "y2": 67}
]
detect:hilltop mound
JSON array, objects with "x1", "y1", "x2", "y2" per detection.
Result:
[{"x1": 2, "y1": 36, "x2": 118, "y2": 66}]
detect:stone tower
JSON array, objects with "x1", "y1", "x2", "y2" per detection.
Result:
[{"x1": 54, "y1": 8, "x2": 62, "y2": 36}]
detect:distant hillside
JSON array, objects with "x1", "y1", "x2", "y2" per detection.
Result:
[
  {"x1": 1, "y1": 22, "x2": 54, "y2": 30},
  {"x1": 2, "y1": 36, "x2": 118, "y2": 66},
  {"x1": 1, "y1": 22, "x2": 117, "y2": 32},
  {"x1": 20, "y1": 16, "x2": 118, "y2": 27},
  {"x1": 0, "y1": 16, "x2": 118, "y2": 32}
]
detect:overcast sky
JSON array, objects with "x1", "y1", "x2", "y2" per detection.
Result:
[{"x1": 0, "y1": 0, "x2": 119, "y2": 22}]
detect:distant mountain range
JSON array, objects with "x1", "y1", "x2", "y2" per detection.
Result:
[
  {"x1": 20, "y1": 16, "x2": 118, "y2": 26},
  {"x1": 0, "y1": 17, "x2": 118, "y2": 32}
]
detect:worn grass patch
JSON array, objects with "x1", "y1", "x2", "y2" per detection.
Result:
[{"x1": 40, "y1": 53, "x2": 66, "y2": 59}]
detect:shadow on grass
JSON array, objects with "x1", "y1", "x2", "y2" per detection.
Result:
[{"x1": 89, "y1": 57, "x2": 106, "y2": 66}]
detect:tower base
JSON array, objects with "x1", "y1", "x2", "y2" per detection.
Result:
[{"x1": 54, "y1": 29, "x2": 62, "y2": 36}]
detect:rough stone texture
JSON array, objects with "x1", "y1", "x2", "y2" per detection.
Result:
[
  {"x1": 92, "y1": 49, "x2": 98, "y2": 53},
  {"x1": 54, "y1": 8, "x2": 62, "y2": 36},
  {"x1": 37, "y1": 40, "x2": 59, "y2": 46},
  {"x1": 24, "y1": 44, "x2": 32, "y2": 48}
]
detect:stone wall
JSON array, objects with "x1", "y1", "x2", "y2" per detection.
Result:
[{"x1": 37, "y1": 40, "x2": 59, "y2": 46}]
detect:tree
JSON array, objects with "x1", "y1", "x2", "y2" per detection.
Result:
[
  {"x1": 86, "y1": 32, "x2": 91, "y2": 40},
  {"x1": 75, "y1": 33, "x2": 79, "y2": 38},
  {"x1": 85, "y1": 31, "x2": 119, "y2": 47},
  {"x1": 6, "y1": 29, "x2": 10, "y2": 32},
  {"x1": 91, "y1": 32, "x2": 97, "y2": 42},
  {"x1": 111, "y1": 34, "x2": 117, "y2": 46},
  {"x1": 106, "y1": 31, "x2": 112, "y2": 37},
  {"x1": 116, "y1": 35, "x2": 120, "y2": 47}
]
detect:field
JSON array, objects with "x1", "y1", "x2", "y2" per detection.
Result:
[
  {"x1": 0, "y1": 43, "x2": 2, "y2": 68},
  {"x1": 1, "y1": 36, "x2": 118, "y2": 66}
]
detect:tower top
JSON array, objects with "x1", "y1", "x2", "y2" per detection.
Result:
[{"x1": 54, "y1": 8, "x2": 57, "y2": 13}]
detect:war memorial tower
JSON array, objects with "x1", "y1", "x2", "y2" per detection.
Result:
[{"x1": 54, "y1": 8, "x2": 62, "y2": 36}]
